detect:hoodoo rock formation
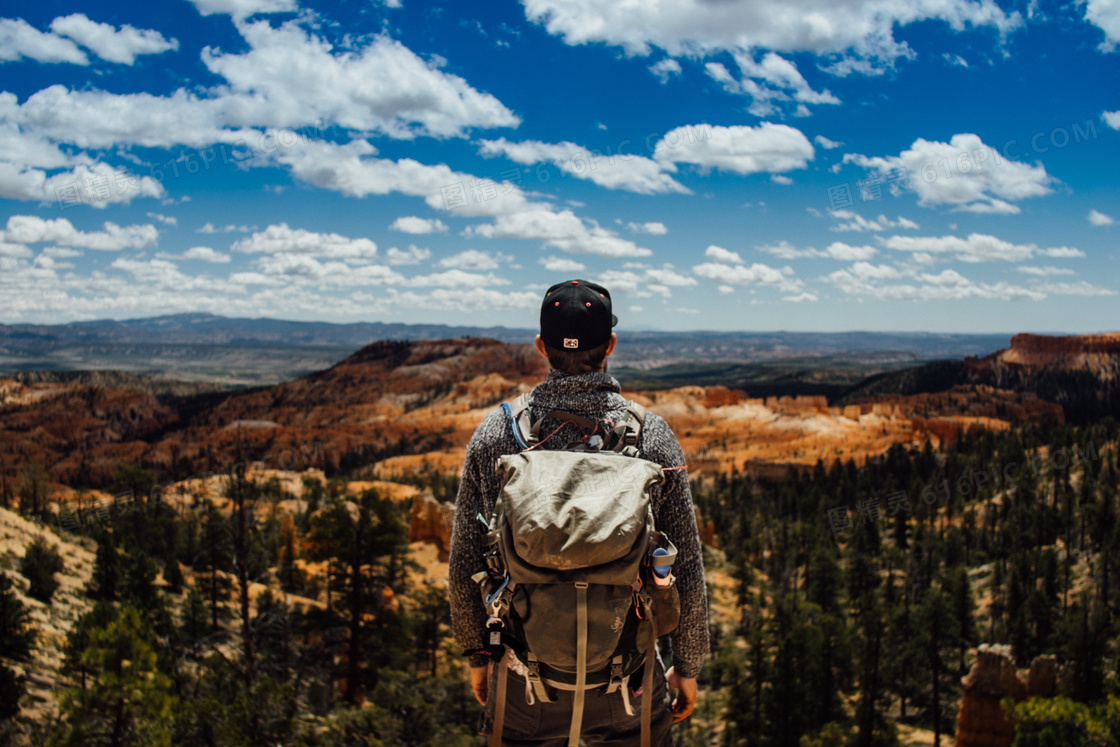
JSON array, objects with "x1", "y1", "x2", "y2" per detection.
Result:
[
  {"x1": 953, "y1": 644, "x2": 1059, "y2": 747},
  {"x1": 409, "y1": 490, "x2": 455, "y2": 561}
]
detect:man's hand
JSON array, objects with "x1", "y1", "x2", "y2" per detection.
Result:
[
  {"x1": 665, "y1": 666, "x2": 698, "y2": 723},
  {"x1": 471, "y1": 664, "x2": 493, "y2": 706}
]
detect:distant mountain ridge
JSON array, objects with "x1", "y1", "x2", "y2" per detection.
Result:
[{"x1": 0, "y1": 313, "x2": 1016, "y2": 385}]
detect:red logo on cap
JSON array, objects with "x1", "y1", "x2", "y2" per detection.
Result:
[{"x1": 563, "y1": 338, "x2": 579, "y2": 349}]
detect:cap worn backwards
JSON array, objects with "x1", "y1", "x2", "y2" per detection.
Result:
[{"x1": 539, "y1": 279, "x2": 618, "y2": 351}]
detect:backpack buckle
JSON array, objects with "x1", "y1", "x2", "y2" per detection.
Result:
[
  {"x1": 607, "y1": 659, "x2": 624, "y2": 693},
  {"x1": 486, "y1": 617, "x2": 504, "y2": 649}
]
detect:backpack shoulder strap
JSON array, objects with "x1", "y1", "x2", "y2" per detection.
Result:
[
  {"x1": 611, "y1": 401, "x2": 647, "y2": 454},
  {"x1": 500, "y1": 393, "x2": 534, "y2": 450}
]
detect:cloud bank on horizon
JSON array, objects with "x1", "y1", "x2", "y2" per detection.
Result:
[{"x1": 0, "y1": 0, "x2": 1116, "y2": 333}]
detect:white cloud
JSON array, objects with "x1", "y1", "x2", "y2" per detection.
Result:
[
  {"x1": 655, "y1": 123, "x2": 814, "y2": 176},
  {"x1": 274, "y1": 139, "x2": 533, "y2": 217},
  {"x1": 183, "y1": 246, "x2": 231, "y2": 263},
  {"x1": 1017, "y1": 266, "x2": 1075, "y2": 276},
  {"x1": 10, "y1": 85, "x2": 250, "y2": 150},
  {"x1": 649, "y1": 58, "x2": 682, "y2": 83},
  {"x1": 198, "y1": 222, "x2": 249, "y2": 233},
  {"x1": 478, "y1": 137, "x2": 689, "y2": 195},
  {"x1": 1037, "y1": 246, "x2": 1086, "y2": 258},
  {"x1": 385, "y1": 287, "x2": 538, "y2": 312},
  {"x1": 40, "y1": 246, "x2": 81, "y2": 259},
  {"x1": 850, "y1": 261, "x2": 902, "y2": 280},
  {"x1": 465, "y1": 209, "x2": 652, "y2": 258},
  {"x1": 783, "y1": 292, "x2": 818, "y2": 302},
  {"x1": 49, "y1": 14, "x2": 178, "y2": 65},
  {"x1": 1089, "y1": 209, "x2": 1115, "y2": 227},
  {"x1": 694, "y1": 261, "x2": 802, "y2": 293},
  {"x1": 823, "y1": 242, "x2": 879, "y2": 261},
  {"x1": 845, "y1": 133, "x2": 1054, "y2": 214},
  {"x1": 881, "y1": 233, "x2": 1077, "y2": 263},
  {"x1": 204, "y1": 20, "x2": 519, "y2": 138},
  {"x1": 626, "y1": 221, "x2": 668, "y2": 235},
  {"x1": 146, "y1": 212, "x2": 178, "y2": 226},
  {"x1": 757, "y1": 240, "x2": 810, "y2": 259},
  {"x1": 771, "y1": 174, "x2": 794, "y2": 185},
  {"x1": 1037, "y1": 281, "x2": 1115, "y2": 296},
  {"x1": 110, "y1": 257, "x2": 242, "y2": 293},
  {"x1": 273, "y1": 139, "x2": 661, "y2": 260},
  {"x1": 944, "y1": 53, "x2": 969, "y2": 67},
  {"x1": 826, "y1": 265, "x2": 1046, "y2": 302},
  {"x1": 252, "y1": 253, "x2": 403, "y2": 286},
  {"x1": 0, "y1": 17, "x2": 87, "y2": 64},
  {"x1": 758, "y1": 239, "x2": 876, "y2": 261},
  {"x1": 540, "y1": 256, "x2": 586, "y2": 273},
  {"x1": 814, "y1": 135, "x2": 843, "y2": 149},
  {"x1": 521, "y1": 0, "x2": 1020, "y2": 62},
  {"x1": 1104, "y1": 111, "x2": 1120, "y2": 130},
  {"x1": 187, "y1": 0, "x2": 298, "y2": 19},
  {"x1": 385, "y1": 245, "x2": 431, "y2": 265},
  {"x1": 0, "y1": 158, "x2": 166, "y2": 206},
  {"x1": 707, "y1": 52, "x2": 840, "y2": 117},
  {"x1": 231, "y1": 223, "x2": 379, "y2": 260},
  {"x1": 598, "y1": 267, "x2": 697, "y2": 298},
  {"x1": 918, "y1": 268, "x2": 971, "y2": 286},
  {"x1": 704, "y1": 245, "x2": 744, "y2": 264},
  {"x1": 4, "y1": 16, "x2": 518, "y2": 159},
  {"x1": 828, "y1": 210, "x2": 919, "y2": 232},
  {"x1": 390, "y1": 216, "x2": 449, "y2": 234},
  {"x1": 408, "y1": 269, "x2": 510, "y2": 288},
  {"x1": 4, "y1": 215, "x2": 158, "y2": 250},
  {"x1": 1084, "y1": 0, "x2": 1120, "y2": 50},
  {"x1": 0, "y1": 240, "x2": 33, "y2": 258},
  {"x1": 438, "y1": 249, "x2": 511, "y2": 271}
]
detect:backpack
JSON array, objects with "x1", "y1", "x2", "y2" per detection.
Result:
[{"x1": 474, "y1": 394, "x2": 680, "y2": 747}]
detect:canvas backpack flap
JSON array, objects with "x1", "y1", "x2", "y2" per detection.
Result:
[{"x1": 496, "y1": 450, "x2": 664, "y2": 575}]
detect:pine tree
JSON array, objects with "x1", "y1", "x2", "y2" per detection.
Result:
[
  {"x1": 48, "y1": 606, "x2": 175, "y2": 747},
  {"x1": 62, "y1": 602, "x2": 118, "y2": 691},
  {"x1": 162, "y1": 554, "x2": 184, "y2": 595},
  {"x1": 22, "y1": 535, "x2": 65, "y2": 604},
  {"x1": 1, "y1": 568, "x2": 34, "y2": 723},
  {"x1": 253, "y1": 589, "x2": 293, "y2": 682},
  {"x1": 89, "y1": 528, "x2": 119, "y2": 601},
  {"x1": 17, "y1": 460, "x2": 49, "y2": 519},
  {"x1": 915, "y1": 585, "x2": 961, "y2": 747},
  {"x1": 0, "y1": 661, "x2": 22, "y2": 722},
  {"x1": 121, "y1": 550, "x2": 159, "y2": 613},
  {"x1": 179, "y1": 585, "x2": 210, "y2": 651},
  {"x1": 197, "y1": 499, "x2": 234, "y2": 632},
  {"x1": 0, "y1": 570, "x2": 35, "y2": 661},
  {"x1": 307, "y1": 488, "x2": 409, "y2": 704}
]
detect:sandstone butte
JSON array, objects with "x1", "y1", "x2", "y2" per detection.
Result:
[{"x1": 966, "y1": 332, "x2": 1120, "y2": 380}]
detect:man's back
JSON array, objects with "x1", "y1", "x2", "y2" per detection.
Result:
[{"x1": 448, "y1": 279, "x2": 708, "y2": 745}]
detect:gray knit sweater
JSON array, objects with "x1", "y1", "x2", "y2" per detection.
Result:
[{"x1": 448, "y1": 369, "x2": 710, "y2": 679}]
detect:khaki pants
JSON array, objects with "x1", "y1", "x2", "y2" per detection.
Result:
[{"x1": 479, "y1": 659, "x2": 673, "y2": 746}]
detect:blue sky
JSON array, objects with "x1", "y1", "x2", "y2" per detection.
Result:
[{"x1": 0, "y1": 0, "x2": 1117, "y2": 333}]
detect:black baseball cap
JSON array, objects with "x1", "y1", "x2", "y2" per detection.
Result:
[{"x1": 539, "y1": 279, "x2": 617, "y2": 350}]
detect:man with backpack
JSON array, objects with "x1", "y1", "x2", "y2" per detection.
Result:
[{"x1": 449, "y1": 279, "x2": 709, "y2": 745}]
